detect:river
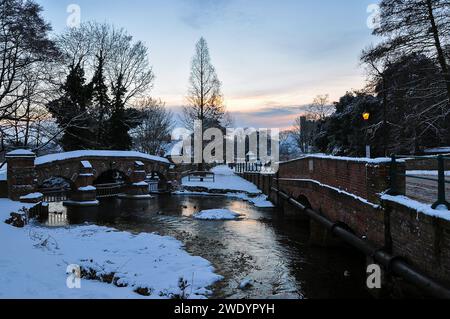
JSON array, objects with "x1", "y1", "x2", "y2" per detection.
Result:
[{"x1": 44, "y1": 194, "x2": 371, "y2": 299}]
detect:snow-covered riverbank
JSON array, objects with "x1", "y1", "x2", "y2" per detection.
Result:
[
  {"x1": 0, "y1": 199, "x2": 222, "y2": 299},
  {"x1": 181, "y1": 166, "x2": 274, "y2": 208}
]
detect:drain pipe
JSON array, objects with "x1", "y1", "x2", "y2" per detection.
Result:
[{"x1": 272, "y1": 187, "x2": 450, "y2": 299}]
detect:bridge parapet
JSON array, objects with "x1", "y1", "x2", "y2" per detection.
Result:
[
  {"x1": 279, "y1": 156, "x2": 406, "y2": 204},
  {"x1": 6, "y1": 150, "x2": 37, "y2": 201}
]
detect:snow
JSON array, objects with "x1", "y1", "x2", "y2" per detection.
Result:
[
  {"x1": 239, "y1": 278, "x2": 253, "y2": 289},
  {"x1": 211, "y1": 165, "x2": 234, "y2": 176},
  {"x1": 81, "y1": 161, "x2": 92, "y2": 169},
  {"x1": 6, "y1": 149, "x2": 35, "y2": 156},
  {"x1": 78, "y1": 186, "x2": 96, "y2": 191},
  {"x1": 0, "y1": 163, "x2": 6, "y2": 181},
  {"x1": 183, "y1": 166, "x2": 262, "y2": 194},
  {"x1": 181, "y1": 165, "x2": 274, "y2": 208},
  {"x1": 407, "y1": 170, "x2": 450, "y2": 177},
  {"x1": 381, "y1": 194, "x2": 450, "y2": 221},
  {"x1": 132, "y1": 181, "x2": 149, "y2": 186},
  {"x1": 35, "y1": 150, "x2": 170, "y2": 166},
  {"x1": 424, "y1": 147, "x2": 450, "y2": 154},
  {"x1": 194, "y1": 209, "x2": 242, "y2": 220},
  {"x1": 282, "y1": 154, "x2": 397, "y2": 165},
  {"x1": 0, "y1": 199, "x2": 222, "y2": 299},
  {"x1": 19, "y1": 193, "x2": 44, "y2": 200},
  {"x1": 227, "y1": 193, "x2": 275, "y2": 208}
]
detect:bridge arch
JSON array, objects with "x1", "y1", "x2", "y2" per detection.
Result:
[
  {"x1": 93, "y1": 169, "x2": 129, "y2": 185},
  {"x1": 5, "y1": 150, "x2": 176, "y2": 201}
]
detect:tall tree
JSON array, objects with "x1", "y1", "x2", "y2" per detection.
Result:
[
  {"x1": 89, "y1": 51, "x2": 111, "y2": 147},
  {"x1": 183, "y1": 37, "x2": 226, "y2": 131},
  {"x1": 0, "y1": 0, "x2": 57, "y2": 153},
  {"x1": 47, "y1": 63, "x2": 93, "y2": 151},
  {"x1": 314, "y1": 92, "x2": 381, "y2": 156},
  {"x1": 107, "y1": 75, "x2": 132, "y2": 150},
  {"x1": 363, "y1": 0, "x2": 450, "y2": 142}
]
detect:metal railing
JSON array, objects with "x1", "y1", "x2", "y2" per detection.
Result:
[
  {"x1": 389, "y1": 154, "x2": 450, "y2": 210},
  {"x1": 234, "y1": 162, "x2": 265, "y2": 173},
  {"x1": 146, "y1": 180, "x2": 159, "y2": 193},
  {"x1": 40, "y1": 189, "x2": 70, "y2": 203},
  {"x1": 95, "y1": 183, "x2": 124, "y2": 198},
  {"x1": 272, "y1": 186, "x2": 450, "y2": 299}
]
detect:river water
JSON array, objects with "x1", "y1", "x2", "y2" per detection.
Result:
[{"x1": 45, "y1": 195, "x2": 371, "y2": 299}]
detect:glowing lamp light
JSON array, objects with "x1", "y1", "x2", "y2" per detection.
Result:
[{"x1": 362, "y1": 112, "x2": 370, "y2": 121}]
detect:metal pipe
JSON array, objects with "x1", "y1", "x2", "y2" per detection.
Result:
[{"x1": 271, "y1": 186, "x2": 450, "y2": 299}]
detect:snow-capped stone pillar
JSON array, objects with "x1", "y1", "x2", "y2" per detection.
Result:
[
  {"x1": 121, "y1": 161, "x2": 151, "y2": 199},
  {"x1": 6, "y1": 150, "x2": 37, "y2": 201},
  {"x1": 65, "y1": 160, "x2": 98, "y2": 206}
]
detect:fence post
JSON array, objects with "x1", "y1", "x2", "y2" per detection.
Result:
[
  {"x1": 432, "y1": 156, "x2": 450, "y2": 210},
  {"x1": 388, "y1": 155, "x2": 399, "y2": 196}
]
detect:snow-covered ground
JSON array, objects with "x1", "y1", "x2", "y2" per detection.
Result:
[
  {"x1": 183, "y1": 165, "x2": 261, "y2": 194},
  {"x1": 0, "y1": 199, "x2": 221, "y2": 299},
  {"x1": 194, "y1": 209, "x2": 242, "y2": 221},
  {"x1": 407, "y1": 170, "x2": 450, "y2": 177},
  {"x1": 181, "y1": 165, "x2": 274, "y2": 208}
]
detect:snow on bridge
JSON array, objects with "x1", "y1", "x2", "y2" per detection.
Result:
[{"x1": 35, "y1": 150, "x2": 170, "y2": 166}]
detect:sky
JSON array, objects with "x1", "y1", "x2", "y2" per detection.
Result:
[{"x1": 36, "y1": 0, "x2": 380, "y2": 129}]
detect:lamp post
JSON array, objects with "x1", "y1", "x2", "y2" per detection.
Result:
[{"x1": 363, "y1": 112, "x2": 371, "y2": 158}]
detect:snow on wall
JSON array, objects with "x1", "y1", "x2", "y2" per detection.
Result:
[
  {"x1": 281, "y1": 153, "x2": 398, "y2": 165},
  {"x1": 382, "y1": 194, "x2": 450, "y2": 221}
]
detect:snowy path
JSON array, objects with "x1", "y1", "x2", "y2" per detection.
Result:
[
  {"x1": 0, "y1": 199, "x2": 221, "y2": 299},
  {"x1": 180, "y1": 166, "x2": 274, "y2": 208}
]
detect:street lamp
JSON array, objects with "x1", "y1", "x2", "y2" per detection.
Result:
[
  {"x1": 363, "y1": 112, "x2": 371, "y2": 158},
  {"x1": 362, "y1": 112, "x2": 370, "y2": 121}
]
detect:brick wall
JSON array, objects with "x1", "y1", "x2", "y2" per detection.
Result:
[
  {"x1": 240, "y1": 157, "x2": 450, "y2": 289},
  {"x1": 35, "y1": 156, "x2": 170, "y2": 187},
  {"x1": 384, "y1": 199, "x2": 450, "y2": 286},
  {"x1": 0, "y1": 181, "x2": 7, "y2": 198},
  {"x1": 278, "y1": 157, "x2": 405, "y2": 204},
  {"x1": 7, "y1": 155, "x2": 37, "y2": 201},
  {"x1": 277, "y1": 178, "x2": 386, "y2": 246}
]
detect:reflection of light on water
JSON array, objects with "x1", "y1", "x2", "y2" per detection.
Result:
[{"x1": 46, "y1": 202, "x2": 69, "y2": 227}]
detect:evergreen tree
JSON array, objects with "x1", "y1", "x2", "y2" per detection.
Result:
[
  {"x1": 108, "y1": 75, "x2": 132, "y2": 150},
  {"x1": 47, "y1": 63, "x2": 93, "y2": 151},
  {"x1": 90, "y1": 51, "x2": 111, "y2": 148}
]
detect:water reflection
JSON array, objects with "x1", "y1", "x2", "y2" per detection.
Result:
[{"x1": 43, "y1": 195, "x2": 370, "y2": 299}]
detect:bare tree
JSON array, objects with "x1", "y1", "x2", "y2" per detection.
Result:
[
  {"x1": 307, "y1": 94, "x2": 335, "y2": 121},
  {"x1": 0, "y1": 0, "x2": 57, "y2": 128},
  {"x1": 182, "y1": 37, "x2": 226, "y2": 131},
  {"x1": 56, "y1": 22, "x2": 155, "y2": 103},
  {"x1": 131, "y1": 97, "x2": 174, "y2": 156}
]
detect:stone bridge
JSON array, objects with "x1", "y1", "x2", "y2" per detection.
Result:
[
  {"x1": 5, "y1": 150, "x2": 176, "y2": 204},
  {"x1": 240, "y1": 155, "x2": 450, "y2": 297}
]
